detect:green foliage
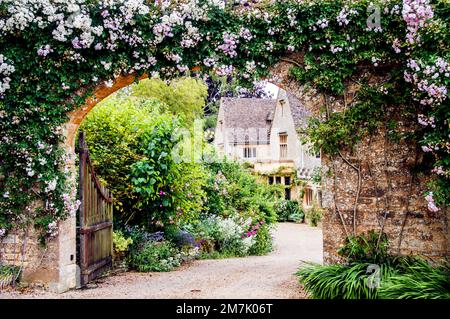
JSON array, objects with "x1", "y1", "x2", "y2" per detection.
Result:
[
  {"x1": 204, "y1": 159, "x2": 278, "y2": 224},
  {"x1": 297, "y1": 230, "x2": 450, "y2": 299},
  {"x1": 298, "y1": 256, "x2": 450, "y2": 299},
  {"x1": 80, "y1": 96, "x2": 161, "y2": 221},
  {"x1": 311, "y1": 167, "x2": 322, "y2": 184},
  {"x1": 129, "y1": 240, "x2": 182, "y2": 272},
  {"x1": 338, "y1": 230, "x2": 389, "y2": 264},
  {"x1": 129, "y1": 78, "x2": 208, "y2": 127},
  {"x1": 248, "y1": 223, "x2": 273, "y2": 256},
  {"x1": 113, "y1": 231, "x2": 133, "y2": 255},
  {"x1": 378, "y1": 259, "x2": 450, "y2": 299},
  {"x1": 81, "y1": 92, "x2": 207, "y2": 230},
  {"x1": 275, "y1": 200, "x2": 305, "y2": 223},
  {"x1": 305, "y1": 204, "x2": 323, "y2": 227},
  {"x1": 192, "y1": 215, "x2": 273, "y2": 258},
  {"x1": 0, "y1": 264, "x2": 20, "y2": 288},
  {"x1": 304, "y1": 85, "x2": 388, "y2": 156},
  {"x1": 296, "y1": 262, "x2": 396, "y2": 299}
]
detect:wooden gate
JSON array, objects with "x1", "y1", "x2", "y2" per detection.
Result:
[{"x1": 77, "y1": 131, "x2": 113, "y2": 286}]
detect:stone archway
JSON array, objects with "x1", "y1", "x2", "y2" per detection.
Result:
[
  {"x1": 1, "y1": 0, "x2": 447, "y2": 294},
  {"x1": 4, "y1": 54, "x2": 447, "y2": 293}
]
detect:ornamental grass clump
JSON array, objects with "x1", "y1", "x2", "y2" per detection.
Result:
[
  {"x1": 296, "y1": 230, "x2": 450, "y2": 299},
  {"x1": 296, "y1": 262, "x2": 397, "y2": 299},
  {"x1": 378, "y1": 259, "x2": 450, "y2": 299}
]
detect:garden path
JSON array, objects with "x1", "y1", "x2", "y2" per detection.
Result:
[{"x1": 1, "y1": 223, "x2": 322, "y2": 299}]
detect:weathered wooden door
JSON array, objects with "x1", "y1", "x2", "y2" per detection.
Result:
[{"x1": 77, "y1": 131, "x2": 113, "y2": 286}]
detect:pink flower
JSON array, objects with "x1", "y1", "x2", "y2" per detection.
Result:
[
  {"x1": 421, "y1": 145, "x2": 432, "y2": 152},
  {"x1": 425, "y1": 192, "x2": 439, "y2": 212},
  {"x1": 428, "y1": 201, "x2": 439, "y2": 212}
]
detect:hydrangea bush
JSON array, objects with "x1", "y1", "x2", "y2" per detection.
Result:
[{"x1": 0, "y1": 0, "x2": 448, "y2": 240}]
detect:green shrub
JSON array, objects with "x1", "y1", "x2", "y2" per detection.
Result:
[
  {"x1": 113, "y1": 231, "x2": 133, "y2": 255},
  {"x1": 129, "y1": 240, "x2": 182, "y2": 272},
  {"x1": 248, "y1": 223, "x2": 273, "y2": 256},
  {"x1": 379, "y1": 259, "x2": 450, "y2": 299},
  {"x1": 305, "y1": 204, "x2": 323, "y2": 227},
  {"x1": 81, "y1": 92, "x2": 207, "y2": 230},
  {"x1": 337, "y1": 230, "x2": 418, "y2": 267},
  {"x1": 203, "y1": 159, "x2": 278, "y2": 224},
  {"x1": 204, "y1": 215, "x2": 250, "y2": 256},
  {"x1": 129, "y1": 77, "x2": 208, "y2": 127},
  {"x1": 338, "y1": 230, "x2": 389, "y2": 264},
  {"x1": 193, "y1": 215, "x2": 273, "y2": 258},
  {"x1": 275, "y1": 200, "x2": 304, "y2": 223}
]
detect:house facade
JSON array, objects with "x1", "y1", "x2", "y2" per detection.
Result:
[{"x1": 213, "y1": 88, "x2": 321, "y2": 207}]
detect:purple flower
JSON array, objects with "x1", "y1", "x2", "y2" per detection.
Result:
[{"x1": 72, "y1": 37, "x2": 82, "y2": 49}]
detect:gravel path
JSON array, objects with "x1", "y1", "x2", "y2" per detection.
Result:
[{"x1": 1, "y1": 223, "x2": 322, "y2": 299}]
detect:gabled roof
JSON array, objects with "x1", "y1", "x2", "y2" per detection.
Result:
[
  {"x1": 287, "y1": 92, "x2": 310, "y2": 130},
  {"x1": 220, "y1": 97, "x2": 276, "y2": 144}
]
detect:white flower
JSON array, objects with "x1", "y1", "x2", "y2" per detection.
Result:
[
  {"x1": 45, "y1": 178, "x2": 58, "y2": 192},
  {"x1": 101, "y1": 61, "x2": 112, "y2": 70},
  {"x1": 0, "y1": 54, "x2": 15, "y2": 96}
]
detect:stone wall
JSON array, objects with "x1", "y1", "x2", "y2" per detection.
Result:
[
  {"x1": 270, "y1": 55, "x2": 449, "y2": 263},
  {"x1": 0, "y1": 216, "x2": 77, "y2": 292},
  {"x1": 0, "y1": 129, "x2": 79, "y2": 292}
]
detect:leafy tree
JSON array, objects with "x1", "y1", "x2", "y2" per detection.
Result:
[
  {"x1": 129, "y1": 77, "x2": 208, "y2": 127},
  {"x1": 80, "y1": 91, "x2": 207, "y2": 230}
]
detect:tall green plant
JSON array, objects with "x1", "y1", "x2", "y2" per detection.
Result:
[
  {"x1": 305, "y1": 204, "x2": 323, "y2": 227},
  {"x1": 379, "y1": 259, "x2": 450, "y2": 299},
  {"x1": 338, "y1": 230, "x2": 389, "y2": 264},
  {"x1": 297, "y1": 262, "x2": 397, "y2": 299}
]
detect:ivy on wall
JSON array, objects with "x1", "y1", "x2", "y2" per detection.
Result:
[{"x1": 0, "y1": 0, "x2": 448, "y2": 241}]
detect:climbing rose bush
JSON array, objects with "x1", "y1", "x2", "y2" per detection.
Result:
[{"x1": 0, "y1": 0, "x2": 448, "y2": 239}]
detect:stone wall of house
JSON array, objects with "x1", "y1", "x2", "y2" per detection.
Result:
[{"x1": 270, "y1": 54, "x2": 449, "y2": 263}]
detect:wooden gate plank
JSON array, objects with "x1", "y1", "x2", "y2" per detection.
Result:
[{"x1": 77, "y1": 131, "x2": 113, "y2": 286}]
